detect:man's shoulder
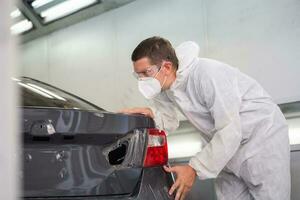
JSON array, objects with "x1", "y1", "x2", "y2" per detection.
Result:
[
  {"x1": 194, "y1": 58, "x2": 237, "y2": 76},
  {"x1": 199, "y1": 58, "x2": 232, "y2": 70},
  {"x1": 191, "y1": 58, "x2": 224, "y2": 77},
  {"x1": 187, "y1": 58, "x2": 238, "y2": 89}
]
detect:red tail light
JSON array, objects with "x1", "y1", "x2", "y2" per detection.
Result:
[{"x1": 143, "y1": 128, "x2": 168, "y2": 167}]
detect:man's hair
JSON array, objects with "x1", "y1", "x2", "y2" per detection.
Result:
[{"x1": 131, "y1": 36, "x2": 179, "y2": 70}]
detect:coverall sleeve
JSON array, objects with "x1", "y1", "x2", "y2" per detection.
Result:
[
  {"x1": 150, "y1": 97, "x2": 179, "y2": 134},
  {"x1": 189, "y1": 68, "x2": 242, "y2": 179}
]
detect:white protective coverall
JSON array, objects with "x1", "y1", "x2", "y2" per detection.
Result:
[{"x1": 150, "y1": 41, "x2": 291, "y2": 200}]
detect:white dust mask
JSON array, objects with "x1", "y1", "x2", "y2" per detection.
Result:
[{"x1": 138, "y1": 77, "x2": 163, "y2": 99}]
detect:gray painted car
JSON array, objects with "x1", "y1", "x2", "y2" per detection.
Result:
[{"x1": 18, "y1": 77, "x2": 174, "y2": 200}]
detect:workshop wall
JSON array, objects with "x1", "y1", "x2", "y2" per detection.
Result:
[
  {"x1": 204, "y1": 0, "x2": 300, "y2": 104},
  {"x1": 20, "y1": 0, "x2": 300, "y2": 112},
  {"x1": 20, "y1": 0, "x2": 206, "y2": 111}
]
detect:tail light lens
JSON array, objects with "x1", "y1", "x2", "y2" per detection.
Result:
[{"x1": 143, "y1": 128, "x2": 168, "y2": 167}]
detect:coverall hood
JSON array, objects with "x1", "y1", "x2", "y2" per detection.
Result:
[{"x1": 171, "y1": 41, "x2": 200, "y2": 90}]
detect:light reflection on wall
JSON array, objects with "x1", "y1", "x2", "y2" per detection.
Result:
[
  {"x1": 168, "y1": 116, "x2": 300, "y2": 160},
  {"x1": 287, "y1": 117, "x2": 300, "y2": 145}
]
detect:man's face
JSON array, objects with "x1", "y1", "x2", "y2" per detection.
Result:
[{"x1": 133, "y1": 57, "x2": 174, "y2": 90}]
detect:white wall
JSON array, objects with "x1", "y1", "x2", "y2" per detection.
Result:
[
  {"x1": 204, "y1": 0, "x2": 300, "y2": 103},
  {"x1": 20, "y1": 0, "x2": 300, "y2": 112},
  {"x1": 21, "y1": 0, "x2": 206, "y2": 111},
  {"x1": 0, "y1": 0, "x2": 19, "y2": 199}
]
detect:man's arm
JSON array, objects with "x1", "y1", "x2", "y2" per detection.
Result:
[
  {"x1": 150, "y1": 96, "x2": 179, "y2": 133},
  {"x1": 120, "y1": 95, "x2": 179, "y2": 134},
  {"x1": 164, "y1": 66, "x2": 242, "y2": 200},
  {"x1": 189, "y1": 67, "x2": 242, "y2": 179}
]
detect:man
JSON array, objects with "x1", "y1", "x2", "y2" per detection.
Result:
[{"x1": 120, "y1": 37, "x2": 290, "y2": 200}]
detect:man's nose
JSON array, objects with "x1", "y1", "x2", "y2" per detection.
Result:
[{"x1": 138, "y1": 73, "x2": 148, "y2": 78}]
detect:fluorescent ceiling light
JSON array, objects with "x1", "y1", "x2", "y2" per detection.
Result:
[
  {"x1": 10, "y1": 19, "x2": 33, "y2": 35},
  {"x1": 32, "y1": 0, "x2": 54, "y2": 9},
  {"x1": 10, "y1": 9, "x2": 21, "y2": 18},
  {"x1": 40, "y1": 0, "x2": 97, "y2": 23}
]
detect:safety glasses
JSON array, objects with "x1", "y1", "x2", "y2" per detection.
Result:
[{"x1": 132, "y1": 65, "x2": 161, "y2": 80}]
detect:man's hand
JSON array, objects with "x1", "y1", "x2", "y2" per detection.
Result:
[
  {"x1": 164, "y1": 165, "x2": 196, "y2": 200},
  {"x1": 118, "y1": 107, "x2": 154, "y2": 118}
]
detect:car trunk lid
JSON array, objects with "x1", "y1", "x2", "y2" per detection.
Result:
[{"x1": 22, "y1": 108, "x2": 154, "y2": 198}]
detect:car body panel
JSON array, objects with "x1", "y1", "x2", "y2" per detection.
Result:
[{"x1": 18, "y1": 77, "x2": 173, "y2": 199}]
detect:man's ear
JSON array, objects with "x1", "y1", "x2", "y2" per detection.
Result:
[{"x1": 162, "y1": 61, "x2": 174, "y2": 75}]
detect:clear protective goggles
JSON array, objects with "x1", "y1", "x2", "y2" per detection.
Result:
[{"x1": 132, "y1": 65, "x2": 161, "y2": 80}]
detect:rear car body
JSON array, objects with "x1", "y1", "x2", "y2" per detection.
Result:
[{"x1": 17, "y1": 77, "x2": 174, "y2": 200}]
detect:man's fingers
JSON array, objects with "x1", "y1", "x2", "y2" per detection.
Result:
[
  {"x1": 163, "y1": 165, "x2": 176, "y2": 173},
  {"x1": 141, "y1": 111, "x2": 150, "y2": 116},
  {"x1": 175, "y1": 184, "x2": 184, "y2": 200},
  {"x1": 180, "y1": 187, "x2": 189, "y2": 200},
  {"x1": 118, "y1": 108, "x2": 141, "y2": 114},
  {"x1": 165, "y1": 165, "x2": 195, "y2": 200},
  {"x1": 118, "y1": 107, "x2": 154, "y2": 118},
  {"x1": 118, "y1": 108, "x2": 132, "y2": 113},
  {"x1": 169, "y1": 179, "x2": 180, "y2": 195},
  {"x1": 163, "y1": 165, "x2": 172, "y2": 172}
]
